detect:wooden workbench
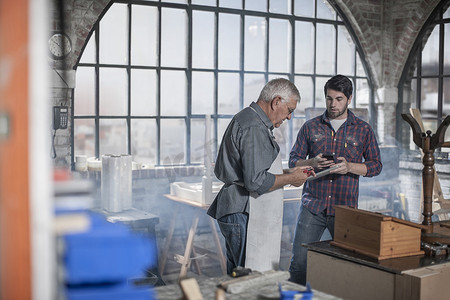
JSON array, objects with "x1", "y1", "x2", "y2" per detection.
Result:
[
  {"x1": 306, "y1": 241, "x2": 450, "y2": 300},
  {"x1": 154, "y1": 275, "x2": 341, "y2": 299},
  {"x1": 160, "y1": 194, "x2": 227, "y2": 279}
]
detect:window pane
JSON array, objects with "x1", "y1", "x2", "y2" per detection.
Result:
[
  {"x1": 131, "y1": 5, "x2": 158, "y2": 66},
  {"x1": 292, "y1": 118, "x2": 306, "y2": 143},
  {"x1": 445, "y1": 6, "x2": 450, "y2": 18},
  {"x1": 411, "y1": 78, "x2": 418, "y2": 108},
  {"x1": 193, "y1": 11, "x2": 215, "y2": 69},
  {"x1": 161, "y1": 119, "x2": 186, "y2": 165},
  {"x1": 316, "y1": 23, "x2": 336, "y2": 75},
  {"x1": 218, "y1": 118, "x2": 232, "y2": 146},
  {"x1": 74, "y1": 67, "x2": 95, "y2": 115},
  {"x1": 100, "y1": 3, "x2": 128, "y2": 64},
  {"x1": 161, "y1": 8, "x2": 187, "y2": 67},
  {"x1": 162, "y1": 0, "x2": 187, "y2": 4},
  {"x1": 268, "y1": 74, "x2": 288, "y2": 81},
  {"x1": 315, "y1": 77, "x2": 328, "y2": 108},
  {"x1": 422, "y1": 26, "x2": 439, "y2": 76},
  {"x1": 445, "y1": 130, "x2": 450, "y2": 152},
  {"x1": 269, "y1": 18, "x2": 291, "y2": 73},
  {"x1": 356, "y1": 78, "x2": 369, "y2": 108},
  {"x1": 131, "y1": 69, "x2": 157, "y2": 116},
  {"x1": 191, "y1": 117, "x2": 213, "y2": 164},
  {"x1": 274, "y1": 119, "x2": 289, "y2": 159},
  {"x1": 99, "y1": 119, "x2": 128, "y2": 156},
  {"x1": 269, "y1": 0, "x2": 290, "y2": 14},
  {"x1": 444, "y1": 78, "x2": 450, "y2": 116},
  {"x1": 245, "y1": 16, "x2": 267, "y2": 71},
  {"x1": 131, "y1": 119, "x2": 157, "y2": 165},
  {"x1": 295, "y1": 75, "x2": 313, "y2": 115},
  {"x1": 337, "y1": 25, "x2": 355, "y2": 76},
  {"x1": 444, "y1": 23, "x2": 450, "y2": 74},
  {"x1": 244, "y1": 74, "x2": 265, "y2": 107},
  {"x1": 74, "y1": 119, "x2": 95, "y2": 158},
  {"x1": 161, "y1": 70, "x2": 187, "y2": 116},
  {"x1": 218, "y1": 72, "x2": 240, "y2": 114},
  {"x1": 294, "y1": 0, "x2": 314, "y2": 17},
  {"x1": 192, "y1": 71, "x2": 214, "y2": 115},
  {"x1": 421, "y1": 78, "x2": 438, "y2": 118},
  {"x1": 192, "y1": 0, "x2": 216, "y2": 6},
  {"x1": 219, "y1": 0, "x2": 242, "y2": 9},
  {"x1": 356, "y1": 52, "x2": 366, "y2": 77},
  {"x1": 245, "y1": 0, "x2": 267, "y2": 12},
  {"x1": 218, "y1": 13, "x2": 241, "y2": 70},
  {"x1": 295, "y1": 21, "x2": 314, "y2": 74},
  {"x1": 317, "y1": 0, "x2": 336, "y2": 20},
  {"x1": 99, "y1": 68, "x2": 128, "y2": 115},
  {"x1": 79, "y1": 34, "x2": 95, "y2": 64}
]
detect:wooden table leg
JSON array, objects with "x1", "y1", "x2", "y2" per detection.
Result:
[
  {"x1": 159, "y1": 205, "x2": 179, "y2": 275},
  {"x1": 208, "y1": 217, "x2": 227, "y2": 275},
  {"x1": 179, "y1": 210, "x2": 200, "y2": 278}
]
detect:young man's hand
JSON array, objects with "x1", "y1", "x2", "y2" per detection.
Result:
[{"x1": 313, "y1": 153, "x2": 335, "y2": 170}]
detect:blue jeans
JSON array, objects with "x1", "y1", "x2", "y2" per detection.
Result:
[
  {"x1": 289, "y1": 207, "x2": 335, "y2": 285},
  {"x1": 217, "y1": 213, "x2": 248, "y2": 275}
]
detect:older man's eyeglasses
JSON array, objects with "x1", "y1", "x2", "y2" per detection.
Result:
[{"x1": 283, "y1": 102, "x2": 295, "y2": 115}]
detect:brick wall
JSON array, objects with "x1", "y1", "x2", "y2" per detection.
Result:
[{"x1": 335, "y1": 0, "x2": 441, "y2": 88}]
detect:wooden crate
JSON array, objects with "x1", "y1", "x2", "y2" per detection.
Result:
[{"x1": 331, "y1": 206, "x2": 424, "y2": 260}]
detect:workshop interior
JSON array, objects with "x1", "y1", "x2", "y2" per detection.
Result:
[{"x1": 2, "y1": 0, "x2": 450, "y2": 299}]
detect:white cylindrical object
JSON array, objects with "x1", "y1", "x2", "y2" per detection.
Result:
[
  {"x1": 75, "y1": 155, "x2": 87, "y2": 163},
  {"x1": 87, "y1": 157, "x2": 102, "y2": 171},
  {"x1": 74, "y1": 162, "x2": 87, "y2": 172},
  {"x1": 120, "y1": 154, "x2": 133, "y2": 210},
  {"x1": 101, "y1": 155, "x2": 122, "y2": 213}
]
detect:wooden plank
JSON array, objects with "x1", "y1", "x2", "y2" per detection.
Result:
[
  {"x1": 179, "y1": 278, "x2": 204, "y2": 300},
  {"x1": 380, "y1": 221, "x2": 422, "y2": 257},
  {"x1": 334, "y1": 221, "x2": 382, "y2": 256}
]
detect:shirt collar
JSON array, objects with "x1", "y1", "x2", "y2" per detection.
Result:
[
  {"x1": 321, "y1": 109, "x2": 357, "y2": 125},
  {"x1": 250, "y1": 102, "x2": 274, "y2": 130}
]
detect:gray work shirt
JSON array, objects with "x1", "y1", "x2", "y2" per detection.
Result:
[{"x1": 207, "y1": 102, "x2": 279, "y2": 220}]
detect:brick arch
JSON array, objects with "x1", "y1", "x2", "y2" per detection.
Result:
[
  {"x1": 333, "y1": 0, "x2": 441, "y2": 89},
  {"x1": 389, "y1": 0, "x2": 442, "y2": 86},
  {"x1": 62, "y1": 0, "x2": 112, "y2": 69}
]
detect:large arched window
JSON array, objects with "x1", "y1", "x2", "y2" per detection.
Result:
[
  {"x1": 73, "y1": 0, "x2": 372, "y2": 167},
  {"x1": 400, "y1": 1, "x2": 450, "y2": 155}
]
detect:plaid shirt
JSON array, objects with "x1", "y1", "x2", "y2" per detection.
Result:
[{"x1": 289, "y1": 110, "x2": 382, "y2": 215}]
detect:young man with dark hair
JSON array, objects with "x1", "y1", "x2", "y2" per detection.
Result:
[{"x1": 288, "y1": 74, "x2": 382, "y2": 285}]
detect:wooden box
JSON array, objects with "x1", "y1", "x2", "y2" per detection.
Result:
[{"x1": 331, "y1": 206, "x2": 424, "y2": 260}]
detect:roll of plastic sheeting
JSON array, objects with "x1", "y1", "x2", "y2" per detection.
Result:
[
  {"x1": 101, "y1": 155, "x2": 122, "y2": 213},
  {"x1": 120, "y1": 154, "x2": 132, "y2": 211}
]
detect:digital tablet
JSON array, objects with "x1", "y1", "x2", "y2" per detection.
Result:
[{"x1": 306, "y1": 165, "x2": 340, "y2": 181}]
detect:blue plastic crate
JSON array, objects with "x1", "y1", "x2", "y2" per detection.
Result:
[
  {"x1": 63, "y1": 212, "x2": 157, "y2": 284},
  {"x1": 66, "y1": 282, "x2": 155, "y2": 300}
]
